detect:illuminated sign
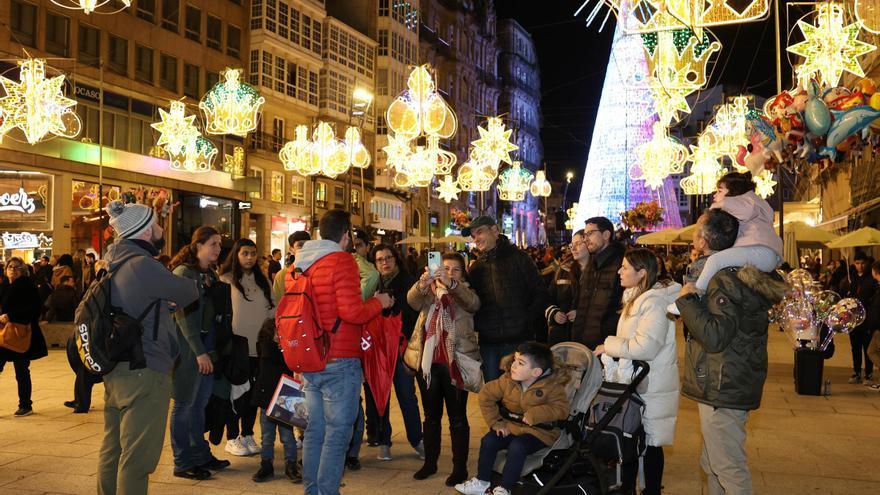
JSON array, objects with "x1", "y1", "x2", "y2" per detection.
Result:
[
  {"x1": 0, "y1": 188, "x2": 36, "y2": 214},
  {"x1": 2, "y1": 231, "x2": 39, "y2": 249}
]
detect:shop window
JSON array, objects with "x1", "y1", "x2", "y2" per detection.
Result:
[
  {"x1": 249, "y1": 166, "x2": 264, "y2": 199},
  {"x1": 185, "y1": 5, "x2": 201, "y2": 41},
  {"x1": 45, "y1": 12, "x2": 69, "y2": 57},
  {"x1": 291, "y1": 177, "x2": 306, "y2": 206},
  {"x1": 71, "y1": 180, "x2": 121, "y2": 254},
  {"x1": 135, "y1": 44, "x2": 154, "y2": 84},
  {"x1": 183, "y1": 64, "x2": 199, "y2": 99},
  {"x1": 207, "y1": 15, "x2": 222, "y2": 51},
  {"x1": 227, "y1": 25, "x2": 241, "y2": 59},
  {"x1": 160, "y1": 54, "x2": 178, "y2": 92},
  {"x1": 333, "y1": 186, "x2": 345, "y2": 210},
  {"x1": 271, "y1": 172, "x2": 284, "y2": 202},
  {"x1": 315, "y1": 182, "x2": 327, "y2": 209},
  {"x1": 108, "y1": 35, "x2": 128, "y2": 76},
  {"x1": 78, "y1": 23, "x2": 100, "y2": 66},
  {"x1": 137, "y1": 0, "x2": 157, "y2": 23},
  {"x1": 10, "y1": 1, "x2": 37, "y2": 48}
]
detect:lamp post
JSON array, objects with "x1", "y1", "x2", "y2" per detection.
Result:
[
  {"x1": 562, "y1": 171, "x2": 574, "y2": 212},
  {"x1": 348, "y1": 87, "x2": 373, "y2": 230}
]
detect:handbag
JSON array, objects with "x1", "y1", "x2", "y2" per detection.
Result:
[
  {"x1": 0, "y1": 321, "x2": 32, "y2": 353},
  {"x1": 455, "y1": 351, "x2": 484, "y2": 393}
]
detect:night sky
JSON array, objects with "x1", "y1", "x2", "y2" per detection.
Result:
[{"x1": 495, "y1": 1, "x2": 810, "y2": 193}]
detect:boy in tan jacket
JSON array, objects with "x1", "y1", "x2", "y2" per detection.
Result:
[{"x1": 456, "y1": 342, "x2": 570, "y2": 495}]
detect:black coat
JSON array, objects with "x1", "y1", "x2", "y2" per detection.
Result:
[
  {"x1": 0, "y1": 277, "x2": 48, "y2": 361},
  {"x1": 846, "y1": 272, "x2": 877, "y2": 335},
  {"x1": 545, "y1": 261, "x2": 581, "y2": 345},
  {"x1": 252, "y1": 338, "x2": 292, "y2": 409},
  {"x1": 571, "y1": 242, "x2": 626, "y2": 349},
  {"x1": 469, "y1": 235, "x2": 549, "y2": 345},
  {"x1": 45, "y1": 285, "x2": 79, "y2": 322},
  {"x1": 378, "y1": 270, "x2": 418, "y2": 340}
]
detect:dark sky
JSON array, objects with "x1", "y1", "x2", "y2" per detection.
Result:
[{"x1": 495, "y1": 1, "x2": 805, "y2": 193}]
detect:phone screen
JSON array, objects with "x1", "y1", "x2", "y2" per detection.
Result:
[{"x1": 428, "y1": 251, "x2": 442, "y2": 275}]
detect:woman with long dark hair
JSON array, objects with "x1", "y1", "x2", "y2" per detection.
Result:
[
  {"x1": 218, "y1": 238, "x2": 278, "y2": 461},
  {"x1": 169, "y1": 226, "x2": 230, "y2": 479},
  {"x1": 594, "y1": 248, "x2": 681, "y2": 494},
  {"x1": 0, "y1": 257, "x2": 48, "y2": 417}
]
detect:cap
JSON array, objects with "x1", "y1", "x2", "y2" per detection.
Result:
[
  {"x1": 106, "y1": 201, "x2": 154, "y2": 240},
  {"x1": 461, "y1": 215, "x2": 497, "y2": 237}
]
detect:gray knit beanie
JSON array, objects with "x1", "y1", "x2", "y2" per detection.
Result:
[{"x1": 106, "y1": 200, "x2": 155, "y2": 239}]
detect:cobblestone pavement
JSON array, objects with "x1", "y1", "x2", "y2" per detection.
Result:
[{"x1": 0, "y1": 326, "x2": 878, "y2": 494}]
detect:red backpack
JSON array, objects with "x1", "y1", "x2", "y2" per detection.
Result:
[{"x1": 276, "y1": 267, "x2": 341, "y2": 373}]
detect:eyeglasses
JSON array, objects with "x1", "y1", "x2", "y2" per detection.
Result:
[
  {"x1": 583, "y1": 229, "x2": 602, "y2": 237},
  {"x1": 375, "y1": 256, "x2": 395, "y2": 264}
]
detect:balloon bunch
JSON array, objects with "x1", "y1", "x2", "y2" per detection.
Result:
[
  {"x1": 755, "y1": 78, "x2": 880, "y2": 175},
  {"x1": 775, "y1": 268, "x2": 866, "y2": 351}
]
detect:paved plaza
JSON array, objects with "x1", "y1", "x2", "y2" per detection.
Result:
[{"x1": 0, "y1": 327, "x2": 878, "y2": 495}]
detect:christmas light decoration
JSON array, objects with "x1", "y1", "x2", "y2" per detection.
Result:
[
  {"x1": 856, "y1": 0, "x2": 880, "y2": 34},
  {"x1": 280, "y1": 125, "x2": 316, "y2": 174},
  {"x1": 280, "y1": 123, "x2": 369, "y2": 179},
  {"x1": 787, "y1": 2, "x2": 875, "y2": 88},
  {"x1": 304, "y1": 122, "x2": 349, "y2": 179},
  {"x1": 385, "y1": 65, "x2": 457, "y2": 140},
  {"x1": 151, "y1": 100, "x2": 199, "y2": 156},
  {"x1": 168, "y1": 136, "x2": 217, "y2": 173},
  {"x1": 456, "y1": 160, "x2": 497, "y2": 192},
  {"x1": 575, "y1": 23, "x2": 682, "y2": 229},
  {"x1": 577, "y1": 0, "x2": 770, "y2": 34},
  {"x1": 436, "y1": 175, "x2": 461, "y2": 203},
  {"x1": 0, "y1": 58, "x2": 81, "y2": 144},
  {"x1": 343, "y1": 127, "x2": 371, "y2": 169},
  {"x1": 680, "y1": 143, "x2": 726, "y2": 195},
  {"x1": 631, "y1": 121, "x2": 688, "y2": 190},
  {"x1": 565, "y1": 202, "x2": 580, "y2": 230},
  {"x1": 470, "y1": 117, "x2": 518, "y2": 168},
  {"x1": 49, "y1": 0, "x2": 130, "y2": 15},
  {"x1": 530, "y1": 170, "x2": 552, "y2": 197},
  {"x1": 199, "y1": 68, "x2": 265, "y2": 137},
  {"x1": 497, "y1": 162, "x2": 534, "y2": 202},
  {"x1": 223, "y1": 146, "x2": 245, "y2": 177},
  {"x1": 753, "y1": 169, "x2": 776, "y2": 198},
  {"x1": 703, "y1": 96, "x2": 750, "y2": 161}
]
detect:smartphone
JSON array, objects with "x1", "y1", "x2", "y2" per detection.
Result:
[{"x1": 428, "y1": 251, "x2": 442, "y2": 275}]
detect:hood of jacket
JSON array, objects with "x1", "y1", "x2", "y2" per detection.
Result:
[
  {"x1": 294, "y1": 239, "x2": 343, "y2": 272},
  {"x1": 625, "y1": 281, "x2": 682, "y2": 312},
  {"x1": 105, "y1": 239, "x2": 156, "y2": 268},
  {"x1": 736, "y1": 265, "x2": 788, "y2": 306},
  {"x1": 498, "y1": 352, "x2": 570, "y2": 390}
]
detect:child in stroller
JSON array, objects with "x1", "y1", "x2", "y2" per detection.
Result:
[{"x1": 455, "y1": 342, "x2": 571, "y2": 495}]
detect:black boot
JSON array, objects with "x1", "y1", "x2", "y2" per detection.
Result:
[
  {"x1": 285, "y1": 460, "x2": 303, "y2": 483},
  {"x1": 413, "y1": 421, "x2": 440, "y2": 480},
  {"x1": 252, "y1": 459, "x2": 274, "y2": 482},
  {"x1": 445, "y1": 425, "x2": 470, "y2": 487}
]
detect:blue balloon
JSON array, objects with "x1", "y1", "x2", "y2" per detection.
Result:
[
  {"x1": 825, "y1": 106, "x2": 880, "y2": 148},
  {"x1": 805, "y1": 82, "x2": 831, "y2": 136}
]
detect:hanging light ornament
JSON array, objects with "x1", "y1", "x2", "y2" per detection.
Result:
[
  {"x1": 787, "y1": 3, "x2": 875, "y2": 88},
  {"x1": 577, "y1": 0, "x2": 769, "y2": 34},
  {"x1": 0, "y1": 58, "x2": 81, "y2": 144},
  {"x1": 680, "y1": 143, "x2": 726, "y2": 195},
  {"x1": 279, "y1": 125, "x2": 314, "y2": 173},
  {"x1": 470, "y1": 117, "x2": 518, "y2": 168},
  {"x1": 564, "y1": 202, "x2": 580, "y2": 230},
  {"x1": 199, "y1": 68, "x2": 265, "y2": 137},
  {"x1": 703, "y1": 96, "x2": 750, "y2": 161},
  {"x1": 530, "y1": 170, "x2": 552, "y2": 197},
  {"x1": 753, "y1": 169, "x2": 777, "y2": 198},
  {"x1": 49, "y1": 0, "x2": 130, "y2": 15},
  {"x1": 343, "y1": 127, "x2": 371, "y2": 169},
  {"x1": 456, "y1": 160, "x2": 497, "y2": 192},
  {"x1": 279, "y1": 122, "x2": 369, "y2": 179},
  {"x1": 497, "y1": 162, "x2": 535, "y2": 202},
  {"x1": 436, "y1": 175, "x2": 461, "y2": 203},
  {"x1": 385, "y1": 65, "x2": 457, "y2": 140},
  {"x1": 151, "y1": 100, "x2": 200, "y2": 156},
  {"x1": 168, "y1": 136, "x2": 217, "y2": 173},
  {"x1": 223, "y1": 146, "x2": 245, "y2": 177},
  {"x1": 631, "y1": 121, "x2": 688, "y2": 190}
]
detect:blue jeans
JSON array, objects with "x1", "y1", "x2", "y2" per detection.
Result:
[
  {"x1": 303, "y1": 358, "x2": 362, "y2": 495},
  {"x1": 259, "y1": 409, "x2": 297, "y2": 462},
  {"x1": 365, "y1": 356, "x2": 422, "y2": 447},
  {"x1": 480, "y1": 343, "x2": 520, "y2": 382},
  {"x1": 477, "y1": 432, "x2": 545, "y2": 489},
  {"x1": 170, "y1": 373, "x2": 214, "y2": 471}
]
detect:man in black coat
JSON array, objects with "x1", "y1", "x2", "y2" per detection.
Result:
[
  {"x1": 464, "y1": 216, "x2": 548, "y2": 381},
  {"x1": 569, "y1": 216, "x2": 625, "y2": 349},
  {"x1": 45, "y1": 275, "x2": 79, "y2": 322},
  {"x1": 845, "y1": 252, "x2": 878, "y2": 384}
]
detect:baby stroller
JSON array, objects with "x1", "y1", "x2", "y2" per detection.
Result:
[{"x1": 513, "y1": 357, "x2": 650, "y2": 495}]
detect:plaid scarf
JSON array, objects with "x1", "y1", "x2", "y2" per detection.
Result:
[{"x1": 420, "y1": 286, "x2": 463, "y2": 388}]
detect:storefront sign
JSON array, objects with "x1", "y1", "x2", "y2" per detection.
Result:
[
  {"x1": 238, "y1": 201, "x2": 252, "y2": 210},
  {"x1": 0, "y1": 171, "x2": 52, "y2": 230},
  {"x1": 0, "y1": 188, "x2": 35, "y2": 214},
  {"x1": 2, "y1": 232, "x2": 39, "y2": 249}
]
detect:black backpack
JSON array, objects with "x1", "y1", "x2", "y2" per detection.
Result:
[{"x1": 73, "y1": 254, "x2": 160, "y2": 376}]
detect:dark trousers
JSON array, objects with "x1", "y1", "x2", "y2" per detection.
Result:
[
  {"x1": 74, "y1": 366, "x2": 100, "y2": 411},
  {"x1": 364, "y1": 356, "x2": 422, "y2": 448},
  {"x1": 416, "y1": 364, "x2": 469, "y2": 430},
  {"x1": 620, "y1": 446, "x2": 664, "y2": 494},
  {"x1": 227, "y1": 357, "x2": 259, "y2": 439},
  {"x1": 480, "y1": 343, "x2": 520, "y2": 382},
  {"x1": 0, "y1": 358, "x2": 32, "y2": 409},
  {"x1": 477, "y1": 432, "x2": 545, "y2": 489},
  {"x1": 850, "y1": 330, "x2": 874, "y2": 377}
]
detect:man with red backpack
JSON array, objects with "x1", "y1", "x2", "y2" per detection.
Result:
[{"x1": 285, "y1": 210, "x2": 393, "y2": 495}]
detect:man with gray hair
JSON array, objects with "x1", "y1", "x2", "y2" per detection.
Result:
[{"x1": 97, "y1": 201, "x2": 200, "y2": 495}]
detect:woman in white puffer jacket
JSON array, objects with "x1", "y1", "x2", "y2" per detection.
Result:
[{"x1": 594, "y1": 248, "x2": 681, "y2": 495}]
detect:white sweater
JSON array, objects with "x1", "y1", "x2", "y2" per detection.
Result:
[{"x1": 220, "y1": 272, "x2": 275, "y2": 357}]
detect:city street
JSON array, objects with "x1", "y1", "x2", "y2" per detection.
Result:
[{"x1": 0, "y1": 326, "x2": 878, "y2": 495}]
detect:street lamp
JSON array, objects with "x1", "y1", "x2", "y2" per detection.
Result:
[{"x1": 562, "y1": 171, "x2": 575, "y2": 212}]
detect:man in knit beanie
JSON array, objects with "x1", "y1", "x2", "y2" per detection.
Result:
[{"x1": 97, "y1": 201, "x2": 200, "y2": 495}]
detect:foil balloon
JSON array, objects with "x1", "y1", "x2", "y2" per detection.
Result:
[
  {"x1": 825, "y1": 298, "x2": 866, "y2": 333},
  {"x1": 804, "y1": 81, "x2": 831, "y2": 136},
  {"x1": 821, "y1": 106, "x2": 880, "y2": 159}
]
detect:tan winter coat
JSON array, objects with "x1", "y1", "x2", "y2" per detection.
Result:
[{"x1": 479, "y1": 355, "x2": 570, "y2": 446}]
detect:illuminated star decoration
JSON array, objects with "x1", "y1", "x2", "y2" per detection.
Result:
[
  {"x1": 151, "y1": 101, "x2": 199, "y2": 156},
  {"x1": 497, "y1": 162, "x2": 535, "y2": 202},
  {"x1": 530, "y1": 170, "x2": 552, "y2": 197},
  {"x1": 0, "y1": 58, "x2": 81, "y2": 144},
  {"x1": 436, "y1": 175, "x2": 461, "y2": 203},
  {"x1": 199, "y1": 68, "x2": 265, "y2": 137},
  {"x1": 680, "y1": 143, "x2": 726, "y2": 195},
  {"x1": 471, "y1": 117, "x2": 518, "y2": 168},
  {"x1": 223, "y1": 146, "x2": 245, "y2": 177},
  {"x1": 631, "y1": 121, "x2": 689, "y2": 190},
  {"x1": 49, "y1": 0, "x2": 131, "y2": 15},
  {"x1": 753, "y1": 169, "x2": 777, "y2": 198},
  {"x1": 787, "y1": 2, "x2": 876, "y2": 88}
]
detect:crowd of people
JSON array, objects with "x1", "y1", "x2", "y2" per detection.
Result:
[{"x1": 1, "y1": 170, "x2": 878, "y2": 495}]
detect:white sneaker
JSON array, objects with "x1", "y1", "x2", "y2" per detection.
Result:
[
  {"x1": 492, "y1": 488, "x2": 511, "y2": 495},
  {"x1": 666, "y1": 302, "x2": 680, "y2": 316},
  {"x1": 243, "y1": 435, "x2": 261, "y2": 455},
  {"x1": 455, "y1": 477, "x2": 490, "y2": 495},
  {"x1": 414, "y1": 440, "x2": 425, "y2": 460},
  {"x1": 377, "y1": 445, "x2": 392, "y2": 461},
  {"x1": 224, "y1": 436, "x2": 250, "y2": 456}
]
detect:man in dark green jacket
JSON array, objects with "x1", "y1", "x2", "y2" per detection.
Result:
[{"x1": 676, "y1": 209, "x2": 787, "y2": 495}]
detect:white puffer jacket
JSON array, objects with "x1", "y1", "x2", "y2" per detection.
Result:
[{"x1": 603, "y1": 281, "x2": 681, "y2": 447}]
